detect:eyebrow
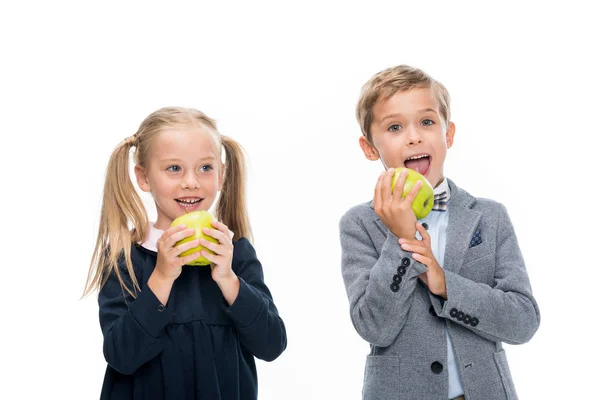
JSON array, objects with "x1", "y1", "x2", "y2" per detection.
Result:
[
  {"x1": 159, "y1": 155, "x2": 217, "y2": 163},
  {"x1": 379, "y1": 108, "x2": 438, "y2": 123}
]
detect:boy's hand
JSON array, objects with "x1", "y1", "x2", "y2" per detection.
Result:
[
  {"x1": 373, "y1": 168, "x2": 421, "y2": 240},
  {"x1": 399, "y1": 222, "x2": 447, "y2": 299}
]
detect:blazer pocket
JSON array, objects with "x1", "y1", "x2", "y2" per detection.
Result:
[
  {"x1": 363, "y1": 355, "x2": 399, "y2": 400},
  {"x1": 463, "y1": 242, "x2": 492, "y2": 265},
  {"x1": 493, "y1": 350, "x2": 519, "y2": 400},
  {"x1": 461, "y1": 253, "x2": 495, "y2": 285}
]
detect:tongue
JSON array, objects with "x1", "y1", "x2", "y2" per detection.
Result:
[{"x1": 405, "y1": 157, "x2": 430, "y2": 175}]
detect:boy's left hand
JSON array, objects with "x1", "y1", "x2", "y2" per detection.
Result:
[
  {"x1": 399, "y1": 222, "x2": 447, "y2": 299},
  {"x1": 199, "y1": 220, "x2": 240, "y2": 304}
]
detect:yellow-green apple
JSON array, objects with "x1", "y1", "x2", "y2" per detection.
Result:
[
  {"x1": 170, "y1": 210, "x2": 218, "y2": 266},
  {"x1": 391, "y1": 167, "x2": 435, "y2": 219}
]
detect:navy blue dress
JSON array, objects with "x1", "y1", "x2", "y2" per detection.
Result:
[{"x1": 98, "y1": 238, "x2": 287, "y2": 399}]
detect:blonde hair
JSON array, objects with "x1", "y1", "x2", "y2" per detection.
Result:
[
  {"x1": 356, "y1": 65, "x2": 451, "y2": 142},
  {"x1": 83, "y1": 106, "x2": 252, "y2": 298}
]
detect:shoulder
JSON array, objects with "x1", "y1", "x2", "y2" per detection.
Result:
[
  {"x1": 450, "y1": 180, "x2": 510, "y2": 219},
  {"x1": 232, "y1": 236, "x2": 257, "y2": 259},
  {"x1": 340, "y1": 200, "x2": 375, "y2": 225}
]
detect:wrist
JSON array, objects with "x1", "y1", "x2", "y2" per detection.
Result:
[{"x1": 215, "y1": 270, "x2": 238, "y2": 287}]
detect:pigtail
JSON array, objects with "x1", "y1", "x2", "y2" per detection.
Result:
[
  {"x1": 217, "y1": 136, "x2": 253, "y2": 243},
  {"x1": 83, "y1": 137, "x2": 149, "y2": 298}
]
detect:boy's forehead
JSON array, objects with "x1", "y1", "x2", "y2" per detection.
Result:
[{"x1": 373, "y1": 87, "x2": 441, "y2": 120}]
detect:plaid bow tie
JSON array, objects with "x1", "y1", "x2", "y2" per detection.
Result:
[{"x1": 432, "y1": 191, "x2": 448, "y2": 212}]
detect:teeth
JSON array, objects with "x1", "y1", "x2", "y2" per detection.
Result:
[
  {"x1": 177, "y1": 199, "x2": 200, "y2": 204},
  {"x1": 406, "y1": 155, "x2": 429, "y2": 161}
]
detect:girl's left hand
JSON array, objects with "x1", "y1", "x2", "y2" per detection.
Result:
[{"x1": 199, "y1": 219, "x2": 236, "y2": 284}]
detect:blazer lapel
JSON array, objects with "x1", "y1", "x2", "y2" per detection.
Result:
[{"x1": 444, "y1": 179, "x2": 482, "y2": 275}]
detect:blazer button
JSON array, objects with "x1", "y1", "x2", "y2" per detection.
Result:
[
  {"x1": 422, "y1": 222, "x2": 429, "y2": 230},
  {"x1": 390, "y1": 283, "x2": 400, "y2": 292},
  {"x1": 463, "y1": 314, "x2": 471, "y2": 325},
  {"x1": 401, "y1": 257, "x2": 410, "y2": 267},
  {"x1": 456, "y1": 311, "x2": 465, "y2": 321},
  {"x1": 392, "y1": 274, "x2": 402, "y2": 284},
  {"x1": 431, "y1": 361, "x2": 443, "y2": 374},
  {"x1": 157, "y1": 304, "x2": 165, "y2": 312},
  {"x1": 470, "y1": 317, "x2": 479, "y2": 327},
  {"x1": 429, "y1": 305, "x2": 437, "y2": 317},
  {"x1": 397, "y1": 266, "x2": 406, "y2": 276},
  {"x1": 450, "y1": 308, "x2": 458, "y2": 318}
]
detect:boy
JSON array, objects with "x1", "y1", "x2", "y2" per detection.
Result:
[{"x1": 339, "y1": 65, "x2": 540, "y2": 400}]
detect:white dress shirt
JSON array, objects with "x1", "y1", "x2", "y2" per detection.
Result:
[{"x1": 417, "y1": 177, "x2": 464, "y2": 399}]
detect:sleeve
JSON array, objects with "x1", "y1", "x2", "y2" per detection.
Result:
[
  {"x1": 223, "y1": 238, "x2": 287, "y2": 362},
  {"x1": 98, "y1": 249, "x2": 174, "y2": 375},
  {"x1": 339, "y1": 212, "x2": 428, "y2": 347},
  {"x1": 435, "y1": 204, "x2": 541, "y2": 344}
]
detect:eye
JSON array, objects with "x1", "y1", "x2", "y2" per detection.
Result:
[
  {"x1": 200, "y1": 164, "x2": 213, "y2": 172},
  {"x1": 166, "y1": 165, "x2": 181, "y2": 172},
  {"x1": 422, "y1": 119, "x2": 435, "y2": 126},
  {"x1": 388, "y1": 124, "x2": 402, "y2": 132}
]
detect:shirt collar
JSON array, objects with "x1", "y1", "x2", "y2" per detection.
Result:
[
  {"x1": 139, "y1": 223, "x2": 163, "y2": 252},
  {"x1": 434, "y1": 177, "x2": 451, "y2": 200}
]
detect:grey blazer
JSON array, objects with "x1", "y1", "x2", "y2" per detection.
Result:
[{"x1": 339, "y1": 179, "x2": 540, "y2": 400}]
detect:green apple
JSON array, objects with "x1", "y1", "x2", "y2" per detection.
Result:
[
  {"x1": 391, "y1": 167, "x2": 435, "y2": 219},
  {"x1": 170, "y1": 210, "x2": 218, "y2": 266}
]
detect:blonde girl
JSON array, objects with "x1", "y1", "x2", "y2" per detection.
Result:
[{"x1": 84, "y1": 107, "x2": 286, "y2": 400}]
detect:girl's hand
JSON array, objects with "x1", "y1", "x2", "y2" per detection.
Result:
[
  {"x1": 149, "y1": 225, "x2": 201, "y2": 305},
  {"x1": 399, "y1": 222, "x2": 447, "y2": 299},
  {"x1": 154, "y1": 225, "x2": 201, "y2": 282},
  {"x1": 373, "y1": 168, "x2": 421, "y2": 241},
  {"x1": 199, "y1": 220, "x2": 240, "y2": 305}
]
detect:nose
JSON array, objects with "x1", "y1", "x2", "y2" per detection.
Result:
[
  {"x1": 180, "y1": 171, "x2": 199, "y2": 190},
  {"x1": 406, "y1": 125, "x2": 422, "y2": 146}
]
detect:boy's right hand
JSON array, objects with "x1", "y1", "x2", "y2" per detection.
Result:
[
  {"x1": 154, "y1": 225, "x2": 202, "y2": 282},
  {"x1": 373, "y1": 168, "x2": 421, "y2": 241}
]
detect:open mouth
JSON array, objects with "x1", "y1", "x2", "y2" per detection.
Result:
[
  {"x1": 404, "y1": 154, "x2": 431, "y2": 176},
  {"x1": 176, "y1": 197, "x2": 203, "y2": 210}
]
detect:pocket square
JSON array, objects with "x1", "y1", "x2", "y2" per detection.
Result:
[{"x1": 469, "y1": 229, "x2": 482, "y2": 248}]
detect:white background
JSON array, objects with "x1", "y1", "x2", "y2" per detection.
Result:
[{"x1": 1, "y1": 1, "x2": 598, "y2": 399}]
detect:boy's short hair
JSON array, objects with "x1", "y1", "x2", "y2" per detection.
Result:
[{"x1": 356, "y1": 65, "x2": 451, "y2": 142}]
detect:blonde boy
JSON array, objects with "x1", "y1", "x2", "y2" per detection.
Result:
[{"x1": 339, "y1": 65, "x2": 539, "y2": 400}]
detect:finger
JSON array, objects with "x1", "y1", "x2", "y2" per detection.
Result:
[
  {"x1": 416, "y1": 223, "x2": 431, "y2": 243},
  {"x1": 391, "y1": 168, "x2": 407, "y2": 202},
  {"x1": 381, "y1": 168, "x2": 395, "y2": 206},
  {"x1": 173, "y1": 239, "x2": 202, "y2": 256},
  {"x1": 403, "y1": 179, "x2": 423, "y2": 205},
  {"x1": 160, "y1": 224, "x2": 190, "y2": 239},
  {"x1": 161, "y1": 227, "x2": 197, "y2": 250},
  {"x1": 200, "y1": 250, "x2": 219, "y2": 265},
  {"x1": 412, "y1": 252, "x2": 431, "y2": 266},
  {"x1": 202, "y1": 227, "x2": 230, "y2": 244},
  {"x1": 210, "y1": 219, "x2": 230, "y2": 234},
  {"x1": 179, "y1": 251, "x2": 203, "y2": 266},
  {"x1": 400, "y1": 242, "x2": 427, "y2": 254},
  {"x1": 199, "y1": 237, "x2": 223, "y2": 253},
  {"x1": 373, "y1": 172, "x2": 385, "y2": 210}
]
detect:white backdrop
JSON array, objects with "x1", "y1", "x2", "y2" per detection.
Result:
[{"x1": 1, "y1": 1, "x2": 598, "y2": 399}]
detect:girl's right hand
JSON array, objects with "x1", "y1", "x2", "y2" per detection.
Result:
[{"x1": 154, "y1": 224, "x2": 201, "y2": 282}]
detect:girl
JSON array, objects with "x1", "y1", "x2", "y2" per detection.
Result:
[{"x1": 83, "y1": 107, "x2": 287, "y2": 399}]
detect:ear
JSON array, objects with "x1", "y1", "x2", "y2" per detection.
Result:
[
  {"x1": 445, "y1": 122, "x2": 456, "y2": 149},
  {"x1": 134, "y1": 165, "x2": 151, "y2": 192},
  {"x1": 359, "y1": 136, "x2": 380, "y2": 161}
]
